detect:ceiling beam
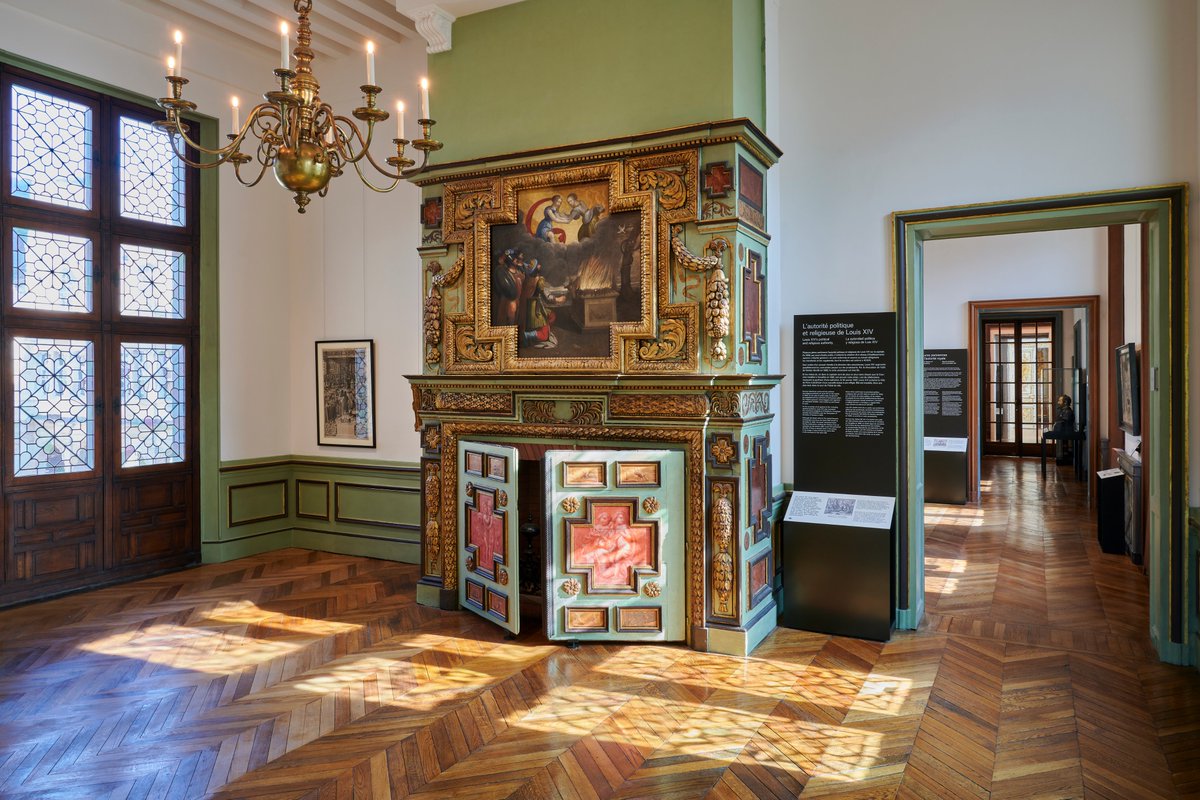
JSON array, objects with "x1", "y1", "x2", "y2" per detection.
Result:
[
  {"x1": 335, "y1": 0, "x2": 419, "y2": 40},
  {"x1": 199, "y1": 0, "x2": 356, "y2": 54}
]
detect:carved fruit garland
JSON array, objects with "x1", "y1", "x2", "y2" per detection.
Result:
[
  {"x1": 423, "y1": 255, "x2": 465, "y2": 364},
  {"x1": 670, "y1": 226, "x2": 730, "y2": 363},
  {"x1": 711, "y1": 484, "x2": 735, "y2": 618}
]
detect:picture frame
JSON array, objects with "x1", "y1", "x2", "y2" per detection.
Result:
[
  {"x1": 1115, "y1": 342, "x2": 1140, "y2": 436},
  {"x1": 315, "y1": 339, "x2": 376, "y2": 447}
]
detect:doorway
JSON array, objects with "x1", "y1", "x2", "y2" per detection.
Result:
[
  {"x1": 981, "y1": 317, "x2": 1057, "y2": 457},
  {"x1": 893, "y1": 185, "x2": 1192, "y2": 665}
]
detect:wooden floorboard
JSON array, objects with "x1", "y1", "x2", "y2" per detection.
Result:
[{"x1": 0, "y1": 457, "x2": 1196, "y2": 798}]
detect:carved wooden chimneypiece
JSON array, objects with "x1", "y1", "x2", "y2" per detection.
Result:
[{"x1": 407, "y1": 120, "x2": 781, "y2": 655}]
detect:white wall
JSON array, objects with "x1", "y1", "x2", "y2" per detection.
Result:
[
  {"x1": 0, "y1": 0, "x2": 295, "y2": 461},
  {"x1": 923, "y1": 227, "x2": 1108, "y2": 438},
  {"x1": 773, "y1": 0, "x2": 1198, "y2": 501},
  {"x1": 286, "y1": 45, "x2": 426, "y2": 463}
]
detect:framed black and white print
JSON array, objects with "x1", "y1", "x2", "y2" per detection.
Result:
[
  {"x1": 316, "y1": 339, "x2": 376, "y2": 447},
  {"x1": 1115, "y1": 342, "x2": 1140, "y2": 436}
]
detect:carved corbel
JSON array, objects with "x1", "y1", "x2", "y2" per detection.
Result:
[{"x1": 671, "y1": 227, "x2": 730, "y2": 363}]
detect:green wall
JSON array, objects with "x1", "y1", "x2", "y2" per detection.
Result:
[{"x1": 429, "y1": 0, "x2": 765, "y2": 163}]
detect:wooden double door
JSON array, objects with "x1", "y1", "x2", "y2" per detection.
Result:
[{"x1": 458, "y1": 441, "x2": 685, "y2": 641}]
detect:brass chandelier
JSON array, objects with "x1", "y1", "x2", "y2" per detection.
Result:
[{"x1": 155, "y1": 0, "x2": 441, "y2": 212}]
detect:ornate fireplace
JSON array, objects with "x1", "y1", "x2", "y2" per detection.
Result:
[{"x1": 408, "y1": 120, "x2": 781, "y2": 655}]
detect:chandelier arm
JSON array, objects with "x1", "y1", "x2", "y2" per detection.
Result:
[
  {"x1": 330, "y1": 115, "x2": 374, "y2": 166},
  {"x1": 232, "y1": 153, "x2": 272, "y2": 187},
  {"x1": 350, "y1": 157, "x2": 402, "y2": 193}
]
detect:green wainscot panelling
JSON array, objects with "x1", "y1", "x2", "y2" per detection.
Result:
[
  {"x1": 227, "y1": 480, "x2": 289, "y2": 527},
  {"x1": 210, "y1": 456, "x2": 423, "y2": 565},
  {"x1": 333, "y1": 483, "x2": 420, "y2": 531}
]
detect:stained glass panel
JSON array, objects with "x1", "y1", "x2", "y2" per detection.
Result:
[
  {"x1": 12, "y1": 227, "x2": 93, "y2": 313},
  {"x1": 119, "y1": 116, "x2": 186, "y2": 226},
  {"x1": 120, "y1": 343, "x2": 185, "y2": 467},
  {"x1": 13, "y1": 337, "x2": 95, "y2": 476},
  {"x1": 119, "y1": 244, "x2": 186, "y2": 318},
  {"x1": 10, "y1": 84, "x2": 93, "y2": 210}
]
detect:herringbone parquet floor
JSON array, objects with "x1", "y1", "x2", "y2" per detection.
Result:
[{"x1": 0, "y1": 458, "x2": 1196, "y2": 799}]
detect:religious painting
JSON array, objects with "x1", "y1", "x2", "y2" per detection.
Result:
[
  {"x1": 315, "y1": 340, "x2": 375, "y2": 447},
  {"x1": 489, "y1": 181, "x2": 643, "y2": 359},
  {"x1": 562, "y1": 461, "x2": 607, "y2": 488},
  {"x1": 565, "y1": 500, "x2": 657, "y2": 593},
  {"x1": 466, "y1": 487, "x2": 505, "y2": 581},
  {"x1": 615, "y1": 461, "x2": 660, "y2": 488}
]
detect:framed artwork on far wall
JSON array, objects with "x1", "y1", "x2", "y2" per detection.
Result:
[
  {"x1": 316, "y1": 339, "x2": 376, "y2": 447},
  {"x1": 1115, "y1": 342, "x2": 1141, "y2": 436}
]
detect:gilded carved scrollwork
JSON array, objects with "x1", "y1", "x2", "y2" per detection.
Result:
[
  {"x1": 609, "y1": 393, "x2": 709, "y2": 418},
  {"x1": 454, "y1": 326, "x2": 495, "y2": 363},
  {"x1": 637, "y1": 168, "x2": 688, "y2": 211},
  {"x1": 435, "y1": 391, "x2": 513, "y2": 414},
  {"x1": 711, "y1": 482, "x2": 736, "y2": 619},
  {"x1": 521, "y1": 399, "x2": 558, "y2": 424},
  {"x1": 569, "y1": 400, "x2": 604, "y2": 426},
  {"x1": 635, "y1": 318, "x2": 687, "y2": 361}
]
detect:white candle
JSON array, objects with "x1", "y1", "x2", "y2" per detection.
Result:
[
  {"x1": 173, "y1": 30, "x2": 183, "y2": 76},
  {"x1": 366, "y1": 41, "x2": 376, "y2": 86},
  {"x1": 396, "y1": 100, "x2": 405, "y2": 140},
  {"x1": 231, "y1": 96, "x2": 240, "y2": 135},
  {"x1": 279, "y1": 22, "x2": 290, "y2": 70},
  {"x1": 167, "y1": 56, "x2": 176, "y2": 77},
  {"x1": 418, "y1": 78, "x2": 429, "y2": 120}
]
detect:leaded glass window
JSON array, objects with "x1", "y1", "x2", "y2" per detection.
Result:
[
  {"x1": 120, "y1": 342, "x2": 185, "y2": 467},
  {"x1": 10, "y1": 84, "x2": 93, "y2": 210},
  {"x1": 12, "y1": 227, "x2": 93, "y2": 313},
  {"x1": 119, "y1": 116, "x2": 186, "y2": 226},
  {"x1": 13, "y1": 337, "x2": 95, "y2": 476},
  {"x1": 119, "y1": 243, "x2": 186, "y2": 318}
]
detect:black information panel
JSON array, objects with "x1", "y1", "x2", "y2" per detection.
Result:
[
  {"x1": 923, "y1": 349, "x2": 968, "y2": 504},
  {"x1": 784, "y1": 312, "x2": 897, "y2": 641},
  {"x1": 794, "y1": 313, "x2": 897, "y2": 495}
]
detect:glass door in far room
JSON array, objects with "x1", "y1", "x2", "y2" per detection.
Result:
[
  {"x1": 458, "y1": 440, "x2": 521, "y2": 635},
  {"x1": 544, "y1": 449, "x2": 685, "y2": 642},
  {"x1": 982, "y1": 319, "x2": 1055, "y2": 457}
]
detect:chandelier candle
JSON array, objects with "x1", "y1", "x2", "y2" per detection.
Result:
[
  {"x1": 419, "y1": 77, "x2": 429, "y2": 120},
  {"x1": 230, "y1": 96, "x2": 239, "y2": 135},
  {"x1": 397, "y1": 101, "x2": 405, "y2": 140},
  {"x1": 173, "y1": 30, "x2": 182, "y2": 76},
  {"x1": 167, "y1": 56, "x2": 175, "y2": 78},
  {"x1": 366, "y1": 41, "x2": 375, "y2": 87},
  {"x1": 279, "y1": 22, "x2": 289, "y2": 70}
]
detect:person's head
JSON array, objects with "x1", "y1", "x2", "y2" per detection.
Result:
[{"x1": 566, "y1": 193, "x2": 578, "y2": 205}]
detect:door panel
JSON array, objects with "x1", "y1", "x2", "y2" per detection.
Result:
[
  {"x1": 6, "y1": 483, "x2": 102, "y2": 587},
  {"x1": 545, "y1": 449, "x2": 685, "y2": 642},
  {"x1": 458, "y1": 440, "x2": 520, "y2": 635}
]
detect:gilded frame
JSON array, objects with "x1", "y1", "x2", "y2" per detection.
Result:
[{"x1": 446, "y1": 162, "x2": 659, "y2": 373}]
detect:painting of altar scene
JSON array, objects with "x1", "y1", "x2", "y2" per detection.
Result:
[
  {"x1": 489, "y1": 181, "x2": 642, "y2": 358},
  {"x1": 567, "y1": 502, "x2": 656, "y2": 592}
]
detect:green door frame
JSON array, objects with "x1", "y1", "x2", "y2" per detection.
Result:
[{"x1": 892, "y1": 185, "x2": 1192, "y2": 665}]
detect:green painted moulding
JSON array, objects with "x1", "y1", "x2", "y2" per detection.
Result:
[{"x1": 427, "y1": 0, "x2": 765, "y2": 164}]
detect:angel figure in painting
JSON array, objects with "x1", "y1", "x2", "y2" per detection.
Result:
[{"x1": 535, "y1": 195, "x2": 572, "y2": 242}]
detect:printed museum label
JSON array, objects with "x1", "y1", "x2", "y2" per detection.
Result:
[
  {"x1": 924, "y1": 436, "x2": 968, "y2": 452},
  {"x1": 784, "y1": 490, "x2": 896, "y2": 530}
]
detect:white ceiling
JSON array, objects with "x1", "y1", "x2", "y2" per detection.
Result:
[{"x1": 121, "y1": 0, "x2": 523, "y2": 58}]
